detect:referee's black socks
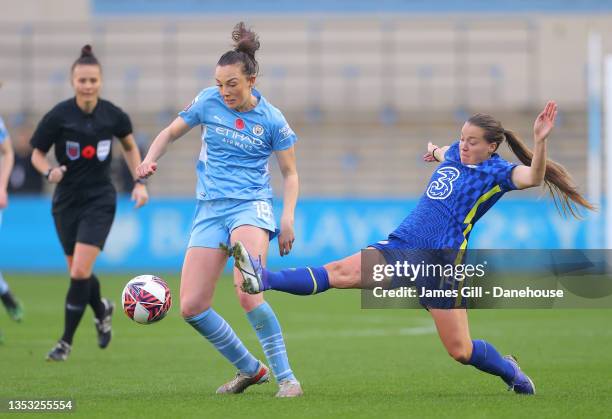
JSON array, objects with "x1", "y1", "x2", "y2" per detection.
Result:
[
  {"x1": 61, "y1": 278, "x2": 91, "y2": 345},
  {"x1": 0, "y1": 290, "x2": 19, "y2": 310},
  {"x1": 89, "y1": 274, "x2": 105, "y2": 319}
]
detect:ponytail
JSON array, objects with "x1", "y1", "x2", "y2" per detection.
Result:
[{"x1": 503, "y1": 129, "x2": 595, "y2": 218}]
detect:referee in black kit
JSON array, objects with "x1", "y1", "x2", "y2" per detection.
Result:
[{"x1": 30, "y1": 45, "x2": 149, "y2": 361}]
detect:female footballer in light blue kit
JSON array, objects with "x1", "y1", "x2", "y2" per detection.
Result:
[
  {"x1": 234, "y1": 102, "x2": 595, "y2": 395},
  {"x1": 0, "y1": 114, "x2": 24, "y2": 344},
  {"x1": 136, "y1": 22, "x2": 302, "y2": 397}
]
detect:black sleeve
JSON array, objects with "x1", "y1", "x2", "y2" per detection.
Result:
[
  {"x1": 114, "y1": 108, "x2": 133, "y2": 139},
  {"x1": 30, "y1": 109, "x2": 61, "y2": 153}
]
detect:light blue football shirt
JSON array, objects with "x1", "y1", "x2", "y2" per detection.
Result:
[
  {"x1": 0, "y1": 117, "x2": 6, "y2": 224},
  {"x1": 179, "y1": 87, "x2": 297, "y2": 201},
  {"x1": 0, "y1": 117, "x2": 8, "y2": 144}
]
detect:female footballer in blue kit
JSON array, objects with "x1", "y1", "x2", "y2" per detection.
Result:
[
  {"x1": 234, "y1": 101, "x2": 594, "y2": 395},
  {"x1": 136, "y1": 23, "x2": 302, "y2": 397}
]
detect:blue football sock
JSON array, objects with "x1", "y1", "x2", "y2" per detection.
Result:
[
  {"x1": 468, "y1": 339, "x2": 516, "y2": 384},
  {"x1": 0, "y1": 272, "x2": 8, "y2": 295},
  {"x1": 263, "y1": 266, "x2": 330, "y2": 295},
  {"x1": 247, "y1": 302, "x2": 295, "y2": 382},
  {"x1": 186, "y1": 308, "x2": 260, "y2": 375}
]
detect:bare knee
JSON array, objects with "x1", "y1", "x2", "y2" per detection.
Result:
[
  {"x1": 237, "y1": 292, "x2": 263, "y2": 312},
  {"x1": 70, "y1": 266, "x2": 92, "y2": 279},
  {"x1": 446, "y1": 344, "x2": 472, "y2": 364},
  {"x1": 180, "y1": 296, "x2": 210, "y2": 319}
]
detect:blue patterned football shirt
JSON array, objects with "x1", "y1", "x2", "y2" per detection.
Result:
[{"x1": 390, "y1": 141, "x2": 517, "y2": 249}]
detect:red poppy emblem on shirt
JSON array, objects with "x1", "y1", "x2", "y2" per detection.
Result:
[
  {"x1": 82, "y1": 145, "x2": 96, "y2": 159},
  {"x1": 235, "y1": 118, "x2": 245, "y2": 130}
]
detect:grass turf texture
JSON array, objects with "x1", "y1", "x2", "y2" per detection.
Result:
[{"x1": 1, "y1": 274, "x2": 611, "y2": 418}]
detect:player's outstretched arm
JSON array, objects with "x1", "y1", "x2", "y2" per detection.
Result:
[
  {"x1": 511, "y1": 101, "x2": 557, "y2": 190},
  {"x1": 136, "y1": 117, "x2": 191, "y2": 179},
  {"x1": 424, "y1": 142, "x2": 449, "y2": 163}
]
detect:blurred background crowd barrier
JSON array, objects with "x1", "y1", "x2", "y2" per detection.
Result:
[{"x1": 0, "y1": 197, "x2": 590, "y2": 271}]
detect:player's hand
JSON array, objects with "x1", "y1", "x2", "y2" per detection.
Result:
[
  {"x1": 423, "y1": 142, "x2": 440, "y2": 162},
  {"x1": 278, "y1": 216, "x2": 295, "y2": 257},
  {"x1": 136, "y1": 160, "x2": 157, "y2": 179},
  {"x1": 48, "y1": 165, "x2": 67, "y2": 184},
  {"x1": 534, "y1": 101, "x2": 557, "y2": 143},
  {"x1": 0, "y1": 188, "x2": 8, "y2": 209},
  {"x1": 132, "y1": 184, "x2": 149, "y2": 209}
]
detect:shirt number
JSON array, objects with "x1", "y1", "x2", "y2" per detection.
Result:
[{"x1": 252, "y1": 201, "x2": 272, "y2": 221}]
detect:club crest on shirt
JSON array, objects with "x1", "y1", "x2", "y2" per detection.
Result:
[
  {"x1": 97, "y1": 139, "x2": 112, "y2": 161},
  {"x1": 66, "y1": 141, "x2": 80, "y2": 160},
  {"x1": 252, "y1": 124, "x2": 264, "y2": 136}
]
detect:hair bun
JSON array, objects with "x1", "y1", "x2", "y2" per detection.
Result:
[
  {"x1": 81, "y1": 44, "x2": 93, "y2": 57},
  {"x1": 231, "y1": 22, "x2": 260, "y2": 58}
]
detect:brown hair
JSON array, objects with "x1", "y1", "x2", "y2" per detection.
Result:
[
  {"x1": 71, "y1": 44, "x2": 101, "y2": 72},
  {"x1": 467, "y1": 113, "x2": 594, "y2": 218},
  {"x1": 217, "y1": 22, "x2": 260, "y2": 77}
]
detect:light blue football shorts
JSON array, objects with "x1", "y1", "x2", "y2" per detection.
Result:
[{"x1": 188, "y1": 198, "x2": 279, "y2": 249}]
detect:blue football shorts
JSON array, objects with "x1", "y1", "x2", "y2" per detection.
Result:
[
  {"x1": 188, "y1": 198, "x2": 279, "y2": 249},
  {"x1": 369, "y1": 238, "x2": 468, "y2": 309}
]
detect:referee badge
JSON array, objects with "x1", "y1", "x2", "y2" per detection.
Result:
[
  {"x1": 97, "y1": 139, "x2": 112, "y2": 161},
  {"x1": 66, "y1": 141, "x2": 80, "y2": 160}
]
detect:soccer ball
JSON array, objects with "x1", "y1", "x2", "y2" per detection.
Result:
[{"x1": 122, "y1": 275, "x2": 172, "y2": 324}]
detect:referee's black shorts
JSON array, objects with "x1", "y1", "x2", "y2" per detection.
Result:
[{"x1": 52, "y1": 183, "x2": 117, "y2": 256}]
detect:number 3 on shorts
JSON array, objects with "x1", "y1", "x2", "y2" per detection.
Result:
[{"x1": 252, "y1": 201, "x2": 272, "y2": 221}]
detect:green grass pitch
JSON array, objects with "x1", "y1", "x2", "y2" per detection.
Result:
[{"x1": 1, "y1": 274, "x2": 611, "y2": 418}]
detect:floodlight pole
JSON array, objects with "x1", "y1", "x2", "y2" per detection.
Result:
[
  {"x1": 587, "y1": 32, "x2": 602, "y2": 248},
  {"x1": 605, "y1": 55, "x2": 612, "y2": 249}
]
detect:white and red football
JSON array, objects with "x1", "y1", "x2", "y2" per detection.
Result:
[{"x1": 122, "y1": 275, "x2": 172, "y2": 324}]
